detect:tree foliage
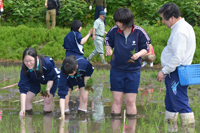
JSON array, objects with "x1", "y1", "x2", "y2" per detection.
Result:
[{"x1": 1, "y1": 0, "x2": 199, "y2": 27}]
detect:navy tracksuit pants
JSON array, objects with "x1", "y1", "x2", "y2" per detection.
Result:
[{"x1": 165, "y1": 68, "x2": 192, "y2": 113}]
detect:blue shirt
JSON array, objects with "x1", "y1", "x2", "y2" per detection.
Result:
[
  {"x1": 62, "y1": 31, "x2": 84, "y2": 57},
  {"x1": 18, "y1": 57, "x2": 59, "y2": 94},
  {"x1": 58, "y1": 57, "x2": 94, "y2": 99},
  {"x1": 105, "y1": 25, "x2": 151, "y2": 72}
]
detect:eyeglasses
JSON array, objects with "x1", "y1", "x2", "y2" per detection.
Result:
[{"x1": 24, "y1": 60, "x2": 35, "y2": 64}]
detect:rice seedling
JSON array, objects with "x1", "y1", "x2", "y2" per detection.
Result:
[
  {"x1": 40, "y1": 85, "x2": 49, "y2": 98},
  {"x1": 85, "y1": 77, "x2": 94, "y2": 92},
  {"x1": 127, "y1": 48, "x2": 136, "y2": 63}
]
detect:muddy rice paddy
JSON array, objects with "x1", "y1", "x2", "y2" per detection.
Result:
[{"x1": 0, "y1": 62, "x2": 199, "y2": 133}]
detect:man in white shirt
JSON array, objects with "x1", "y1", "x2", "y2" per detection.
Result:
[{"x1": 156, "y1": 3, "x2": 196, "y2": 131}]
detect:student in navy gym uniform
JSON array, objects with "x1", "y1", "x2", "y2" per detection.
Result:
[
  {"x1": 62, "y1": 20, "x2": 92, "y2": 58},
  {"x1": 58, "y1": 55, "x2": 94, "y2": 119},
  {"x1": 18, "y1": 48, "x2": 60, "y2": 117},
  {"x1": 105, "y1": 8, "x2": 150, "y2": 118}
]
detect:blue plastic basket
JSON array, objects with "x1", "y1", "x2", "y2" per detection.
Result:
[{"x1": 178, "y1": 64, "x2": 200, "y2": 86}]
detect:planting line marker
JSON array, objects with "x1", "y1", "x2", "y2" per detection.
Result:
[
  {"x1": 1, "y1": 83, "x2": 18, "y2": 89},
  {"x1": 33, "y1": 99, "x2": 44, "y2": 103},
  {"x1": 123, "y1": 110, "x2": 126, "y2": 133}
]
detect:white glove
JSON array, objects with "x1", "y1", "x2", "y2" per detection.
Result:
[
  {"x1": 104, "y1": 8, "x2": 107, "y2": 13},
  {"x1": 89, "y1": 6, "x2": 92, "y2": 10},
  {"x1": 1, "y1": 8, "x2": 3, "y2": 12}
]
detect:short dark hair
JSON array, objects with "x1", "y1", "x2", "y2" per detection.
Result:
[
  {"x1": 62, "y1": 55, "x2": 78, "y2": 75},
  {"x1": 71, "y1": 20, "x2": 82, "y2": 32},
  {"x1": 22, "y1": 47, "x2": 45, "y2": 78},
  {"x1": 114, "y1": 8, "x2": 134, "y2": 28},
  {"x1": 157, "y1": 3, "x2": 181, "y2": 20}
]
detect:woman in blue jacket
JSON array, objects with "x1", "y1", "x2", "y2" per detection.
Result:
[
  {"x1": 18, "y1": 48, "x2": 60, "y2": 116},
  {"x1": 105, "y1": 8, "x2": 150, "y2": 118}
]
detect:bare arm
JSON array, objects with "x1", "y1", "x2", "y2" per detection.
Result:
[
  {"x1": 19, "y1": 93, "x2": 26, "y2": 116},
  {"x1": 131, "y1": 49, "x2": 148, "y2": 60},
  {"x1": 105, "y1": 45, "x2": 112, "y2": 56},
  {"x1": 80, "y1": 28, "x2": 92, "y2": 45},
  {"x1": 92, "y1": 28, "x2": 96, "y2": 40},
  {"x1": 59, "y1": 98, "x2": 65, "y2": 119},
  {"x1": 46, "y1": 80, "x2": 53, "y2": 96}
]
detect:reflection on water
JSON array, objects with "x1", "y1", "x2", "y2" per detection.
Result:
[
  {"x1": 91, "y1": 83, "x2": 105, "y2": 123},
  {"x1": 111, "y1": 118, "x2": 137, "y2": 133}
]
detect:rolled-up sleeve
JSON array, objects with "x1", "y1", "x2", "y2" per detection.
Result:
[{"x1": 105, "y1": 28, "x2": 114, "y2": 48}]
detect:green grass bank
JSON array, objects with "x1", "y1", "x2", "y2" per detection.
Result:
[{"x1": 0, "y1": 25, "x2": 200, "y2": 64}]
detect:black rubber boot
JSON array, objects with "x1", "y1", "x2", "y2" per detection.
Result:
[
  {"x1": 111, "y1": 113, "x2": 121, "y2": 119},
  {"x1": 25, "y1": 109, "x2": 33, "y2": 115},
  {"x1": 65, "y1": 111, "x2": 70, "y2": 115},
  {"x1": 43, "y1": 110, "x2": 53, "y2": 116},
  {"x1": 126, "y1": 114, "x2": 137, "y2": 119}
]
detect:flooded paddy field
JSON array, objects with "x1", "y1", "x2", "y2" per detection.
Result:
[{"x1": 0, "y1": 62, "x2": 200, "y2": 133}]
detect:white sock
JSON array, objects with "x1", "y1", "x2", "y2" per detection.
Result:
[
  {"x1": 65, "y1": 109, "x2": 69, "y2": 112},
  {"x1": 150, "y1": 62, "x2": 153, "y2": 67},
  {"x1": 142, "y1": 61, "x2": 147, "y2": 67},
  {"x1": 78, "y1": 108, "x2": 87, "y2": 112}
]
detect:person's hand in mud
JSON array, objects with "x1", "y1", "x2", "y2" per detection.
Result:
[
  {"x1": 19, "y1": 110, "x2": 25, "y2": 117},
  {"x1": 105, "y1": 45, "x2": 112, "y2": 56},
  {"x1": 59, "y1": 115, "x2": 65, "y2": 120},
  {"x1": 156, "y1": 71, "x2": 166, "y2": 82}
]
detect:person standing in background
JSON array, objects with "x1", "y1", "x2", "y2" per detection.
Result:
[
  {"x1": 156, "y1": 3, "x2": 196, "y2": 132},
  {"x1": 45, "y1": 0, "x2": 60, "y2": 29},
  {"x1": 87, "y1": 11, "x2": 108, "y2": 64},
  {"x1": 89, "y1": 0, "x2": 107, "y2": 24}
]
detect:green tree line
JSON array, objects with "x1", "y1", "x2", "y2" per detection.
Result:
[{"x1": 1, "y1": 0, "x2": 200, "y2": 27}]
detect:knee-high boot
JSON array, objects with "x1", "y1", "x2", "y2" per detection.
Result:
[{"x1": 165, "y1": 110, "x2": 179, "y2": 132}]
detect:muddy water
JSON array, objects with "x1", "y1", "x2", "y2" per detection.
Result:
[{"x1": 0, "y1": 62, "x2": 199, "y2": 132}]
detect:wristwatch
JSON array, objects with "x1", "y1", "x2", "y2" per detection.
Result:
[{"x1": 161, "y1": 70, "x2": 167, "y2": 76}]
